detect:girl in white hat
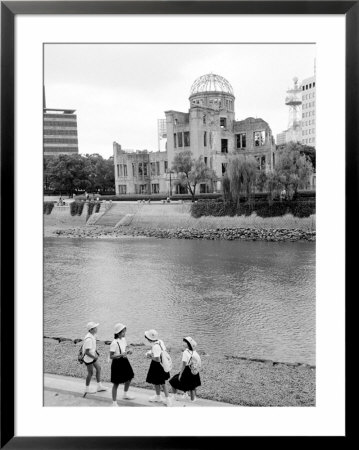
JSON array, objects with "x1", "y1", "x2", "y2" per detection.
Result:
[
  {"x1": 109, "y1": 323, "x2": 135, "y2": 406},
  {"x1": 144, "y1": 329, "x2": 172, "y2": 406},
  {"x1": 169, "y1": 336, "x2": 201, "y2": 402},
  {"x1": 83, "y1": 322, "x2": 108, "y2": 395}
]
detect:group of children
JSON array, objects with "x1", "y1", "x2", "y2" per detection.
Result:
[{"x1": 81, "y1": 321, "x2": 202, "y2": 407}]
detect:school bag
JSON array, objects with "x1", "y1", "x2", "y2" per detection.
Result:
[
  {"x1": 188, "y1": 351, "x2": 201, "y2": 375},
  {"x1": 157, "y1": 341, "x2": 173, "y2": 373},
  {"x1": 78, "y1": 337, "x2": 91, "y2": 364}
]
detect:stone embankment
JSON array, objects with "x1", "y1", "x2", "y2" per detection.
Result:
[{"x1": 51, "y1": 225, "x2": 315, "y2": 242}]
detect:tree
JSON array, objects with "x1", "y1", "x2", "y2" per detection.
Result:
[
  {"x1": 171, "y1": 150, "x2": 215, "y2": 201},
  {"x1": 274, "y1": 143, "x2": 314, "y2": 199},
  {"x1": 227, "y1": 154, "x2": 258, "y2": 207},
  {"x1": 44, "y1": 153, "x2": 115, "y2": 195}
]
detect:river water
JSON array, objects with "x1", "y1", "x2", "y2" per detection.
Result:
[{"x1": 44, "y1": 237, "x2": 315, "y2": 365}]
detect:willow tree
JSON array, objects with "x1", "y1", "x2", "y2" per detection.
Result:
[
  {"x1": 172, "y1": 150, "x2": 215, "y2": 202},
  {"x1": 227, "y1": 154, "x2": 258, "y2": 207}
]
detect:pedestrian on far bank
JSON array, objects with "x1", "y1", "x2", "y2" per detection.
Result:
[
  {"x1": 83, "y1": 322, "x2": 108, "y2": 395},
  {"x1": 144, "y1": 329, "x2": 172, "y2": 406},
  {"x1": 169, "y1": 336, "x2": 201, "y2": 403},
  {"x1": 110, "y1": 323, "x2": 136, "y2": 406}
]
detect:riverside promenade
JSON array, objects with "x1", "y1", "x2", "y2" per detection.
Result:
[{"x1": 44, "y1": 373, "x2": 232, "y2": 407}]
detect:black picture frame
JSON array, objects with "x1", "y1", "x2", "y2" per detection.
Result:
[{"x1": 1, "y1": 1, "x2": 355, "y2": 448}]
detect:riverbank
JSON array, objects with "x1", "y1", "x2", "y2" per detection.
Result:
[
  {"x1": 45, "y1": 224, "x2": 315, "y2": 241},
  {"x1": 44, "y1": 337, "x2": 315, "y2": 406}
]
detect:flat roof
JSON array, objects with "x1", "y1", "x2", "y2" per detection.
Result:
[{"x1": 44, "y1": 108, "x2": 76, "y2": 114}]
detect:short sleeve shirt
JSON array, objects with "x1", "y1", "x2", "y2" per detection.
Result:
[
  {"x1": 83, "y1": 333, "x2": 97, "y2": 363},
  {"x1": 110, "y1": 337, "x2": 127, "y2": 356},
  {"x1": 182, "y1": 349, "x2": 199, "y2": 366},
  {"x1": 151, "y1": 340, "x2": 165, "y2": 358}
]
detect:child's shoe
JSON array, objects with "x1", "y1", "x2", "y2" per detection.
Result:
[
  {"x1": 111, "y1": 401, "x2": 119, "y2": 407},
  {"x1": 97, "y1": 383, "x2": 108, "y2": 392},
  {"x1": 165, "y1": 397, "x2": 174, "y2": 407},
  {"x1": 123, "y1": 392, "x2": 136, "y2": 400},
  {"x1": 84, "y1": 386, "x2": 97, "y2": 394},
  {"x1": 148, "y1": 394, "x2": 163, "y2": 403}
]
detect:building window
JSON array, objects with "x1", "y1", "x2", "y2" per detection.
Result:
[
  {"x1": 203, "y1": 115, "x2": 206, "y2": 124},
  {"x1": 254, "y1": 131, "x2": 265, "y2": 146},
  {"x1": 139, "y1": 185, "x2": 147, "y2": 194},
  {"x1": 152, "y1": 183, "x2": 159, "y2": 194},
  {"x1": 220, "y1": 117, "x2": 227, "y2": 128},
  {"x1": 156, "y1": 161, "x2": 160, "y2": 175},
  {"x1": 178, "y1": 132, "x2": 183, "y2": 147},
  {"x1": 164, "y1": 161, "x2": 168, "y2": 172},
  {"x1": 117, "y1": 164, "x2": 120, "y2": 177},
  {"x1": 123, "y1": 165, "x2": 127, "y2": 177},
  {"x1": 236, "y1": 133, "x2": 246, "y2": 149},
  {"x1": 143, "y1": 163, "x2": 148, "y2": 176},
  {"x1": 173, "y1": 133, "x2": 177, "y2": 148},
  {"x1": 222, "y1": 163, "x2": 227, "y2": 175},
  {"x1": 138, "y1": 163, "x2": 143, "y2": 177},
  {"x1": 150, "y1": 162, "x2": 156, "y2": 176},
  {"x1": 118, "y1": 185, "x2": 127, "y2": 194},
  {"x1": 184, "y1": 132, "x2": 190, "y2": 147},
  {"x1": 204, "y1": 131, "x2": 207, "y2": 147},
  {"x1": 204, "y1": 157, "x2": 208, "y2": 166},
  {"x1": 221, "y1": 139, "x2": 228, "y2": 153},
  {"x1": 209, "y1": 132, "x2": 213, "y2": 149},
  {"x1": 132, "y1": 163, "x2": 136, "y2": 177},
  {"x1": 200, "y1": 183, "x2": 208, "y2": 193}
]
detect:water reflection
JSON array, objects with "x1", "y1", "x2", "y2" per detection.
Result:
[{"x1": 44, "y1": 238, "x2": 315, "y2": 364}]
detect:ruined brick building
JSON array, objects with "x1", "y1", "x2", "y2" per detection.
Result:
[{"x1": 114, "y1": 73, "x2": 275, "y2": 196}]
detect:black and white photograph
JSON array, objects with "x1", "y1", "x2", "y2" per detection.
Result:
[{"x1": 43, "y1": 43, "x2": 317, "y2": 409}]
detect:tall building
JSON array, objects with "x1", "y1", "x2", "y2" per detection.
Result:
[
  {"x1": 43, "y1": 108, "x2": 79, "y2": 156},
  {"x1": 301, "y1": 75, "x2": 316, "y2": 146},
  {"x1": 114, "y1": 73, "x2": 275, "y2": 195}
]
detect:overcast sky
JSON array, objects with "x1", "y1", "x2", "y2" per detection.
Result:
[{"x1": 44, "y1": 43, "x2": 315, "y2": 159}]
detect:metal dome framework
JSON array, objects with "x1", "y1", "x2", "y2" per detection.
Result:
[{"x1": 190, "y1": 73, "x2": 234, "y2": 96}]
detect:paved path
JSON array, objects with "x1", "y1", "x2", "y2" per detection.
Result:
[{"x1": 44, "y1": 373, "x2": 233, "y2": 407}]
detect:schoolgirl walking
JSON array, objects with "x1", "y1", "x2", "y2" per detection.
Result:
[
  {"x1": 109, "y1": 323, "x2": 135, "y2": 406},
  {"x1": 169, "y1": 336, "x2": 201, "y2": 402},
  {"x1": 144, "y1": 329, "x2": 173, "y2": 406}
]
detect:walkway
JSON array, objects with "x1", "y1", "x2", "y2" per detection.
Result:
[{"x1": 44, "y1": 373, "x2": 232, "y2": 407}]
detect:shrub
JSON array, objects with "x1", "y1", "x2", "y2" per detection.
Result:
[
  {"x1": 87, "y1": 202, "x2": 95, "y2": 216},
  {"x1": 43, "y1": 202, "x2": 55, "y2": 215},
  {"x1": 191, "y1": 199, "x2": 316, "y2": 218},
  {"x1": 70, "y1": 201, "x2": 85, "y2": 216}
]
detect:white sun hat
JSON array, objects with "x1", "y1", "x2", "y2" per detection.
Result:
[
  {"x1": 144, "y1": 329, "x2": 159, "y2": 342},
  {"x1": 114, "y1": 323, "x2": 126, "y2": 334},
  {"x1": 183, "y1": 336, "x2": 197, "y2": 350},
  {"x1": 87, "y1": 321, "x2": 99, "y2": 331}
]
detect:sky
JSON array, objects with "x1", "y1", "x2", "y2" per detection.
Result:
[{"x1": 44, "y1": 43, "x2": 316, "y2": 159}]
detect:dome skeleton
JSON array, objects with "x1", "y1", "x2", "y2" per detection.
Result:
[{"x1": 190, "y1": 73, "x2": 234, "y2": 96}]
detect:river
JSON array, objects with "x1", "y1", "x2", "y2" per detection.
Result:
[{"x1": 44, "y1": 237, "x2": 315, "y2": 365}]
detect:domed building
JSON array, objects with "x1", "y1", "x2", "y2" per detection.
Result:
[{"x1": 114, "y1": 73, "x2": 275, "y2": 195}]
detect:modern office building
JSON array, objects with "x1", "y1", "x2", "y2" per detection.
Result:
[
  {"x1": 43, "y1": 108, "x2": 79, "y2": 156},
  {"x1": 114, "y1": 73, "x2": 276, "y2": 195},
  {"x1": 301, "y1": 75, "x2": 316, "y2": 146}
]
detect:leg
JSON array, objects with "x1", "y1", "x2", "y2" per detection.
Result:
[
  {"x1": 86, "y1": 364, "x2": 94, "y2": 386},
  {"x1": 189, "y1": 390, "x2": 195, "y2": 401},
  {"x1": 112, "y1": 383, "x2": 119, "y2": 401},
  {"x1": 93, "y1": 360, "x2": 101, "y2": 382},
  {"x1": 154, "y1": 385, "x2": 161, "y2": 396},
  {"x1": 162, "y1": 383, "x2": 169, "y2": 398},
  {"x1": 124, "y1": 380, "x2": 131, "y2": 393}
]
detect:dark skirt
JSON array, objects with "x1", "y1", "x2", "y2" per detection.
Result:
[
  {"x1": 111, "y1": 357, "x2": 134, "y2": 384},
  {"x1": 169, "y1": 366, "x2": 201, "y2": 392},
  {"x1": 146, "y1": 360, "x2": 170, "y2": 385}
]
